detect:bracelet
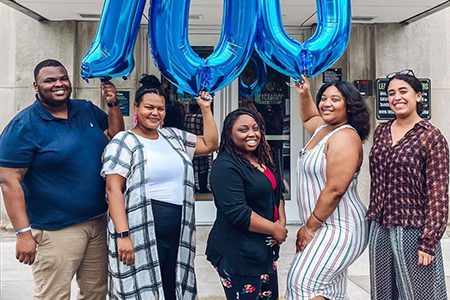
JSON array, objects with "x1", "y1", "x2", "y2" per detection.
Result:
[
  {"x1": 303, "y1": 225, "x2": 315, "y2": 238},
  {"x1": 116, "y1": 230, "x2": 130, "y2": 238},
  {"x1": 15, "y1": 226, "x2": 32, "y2": 236},
  {"x1": 312, "y1": 211, "x2": 325, "y2": 223}
]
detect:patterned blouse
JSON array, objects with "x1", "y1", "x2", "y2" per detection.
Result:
[
  {"x1": 101, "y1": 128, "x2": 197, "y2": 299},
  {"x1": 366, "y1": 120, "x2": 449, "y2": 255}
]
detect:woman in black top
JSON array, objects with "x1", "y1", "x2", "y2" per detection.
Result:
[{"x1": 206, "y1": 108, "x2": 288, "y2": 300}]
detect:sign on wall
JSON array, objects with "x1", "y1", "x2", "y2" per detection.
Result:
[
  {"x1": 322, "y1": 68, "x2": 342, "y2": 83},
  {"x1": 116, "y1": 91, "x2": 130, "y2": 116},
  {"x1": 375, "y1": 78, "x2": 431, "y2": 120}
]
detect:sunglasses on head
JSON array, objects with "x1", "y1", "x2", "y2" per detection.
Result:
[{"x1": 386, "y1": 69, "x2": 415, "y2": 79}]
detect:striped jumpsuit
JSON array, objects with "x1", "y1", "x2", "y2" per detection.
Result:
[{"x1": 287, "y1": 125, "x2": 369, "y2": 300}]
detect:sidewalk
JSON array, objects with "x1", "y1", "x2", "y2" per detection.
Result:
[{"x1": 1, "y1": 225, "x2": 450, "y2": 299}]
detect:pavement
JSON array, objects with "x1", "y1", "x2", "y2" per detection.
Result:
[{"x1": 1, "y1": 225, "x2": 450, "y2": 299}]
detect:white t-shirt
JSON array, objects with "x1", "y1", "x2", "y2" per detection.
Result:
[{"x1": 136, "y1": 134, "x2": 184, "y2": 205}]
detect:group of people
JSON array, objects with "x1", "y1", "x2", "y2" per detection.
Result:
[{"x1": 0, "y1": 59, "x2": 448, "y2": 300}]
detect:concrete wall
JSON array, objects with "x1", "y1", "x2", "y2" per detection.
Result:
[
  {"x1": 374, "y1": 8, "x2": 450, "y2": 137},
  {"x1": 0, "y1": 3, "x2": 141, "y2": 228},
  {"x1": 307, "y1": 14, "x2": 450, "y2": 205},
  {"x1": 0, "y1": 5, "x2": 80, "y2": 227},
  {"x1": 0, "y1": 4, "x2": 18, "y2": 130},
  {"x1": 304, "y1": 24, "x2": 377, "y2": 205},
  {"x1": 344, "y1": 24, "x2": 377, "y2": 204},
  {"x1": 0, "y1": 4, "x2": 17, "y2": 228}
]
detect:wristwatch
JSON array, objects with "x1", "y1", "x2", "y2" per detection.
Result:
[
  {"x1": 116, "y1": 230, "x2": 130, "y2": 238},
  {"x1": 107, "y1": 100, "x2": 120, "y2": 108}
]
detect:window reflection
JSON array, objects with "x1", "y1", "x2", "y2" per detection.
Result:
[
  {"x1": 239, "y1": 53, "x2": 291, "y2": 199},
  {"x1": 160, "y1": 48, "x2": 291, "y2": 200},
  {"x1": 161, "y1": 46, "x2": 214, "y2": 199},
  {"x1": 184, "y1": 105, "x2": 212, "y2": 194}
]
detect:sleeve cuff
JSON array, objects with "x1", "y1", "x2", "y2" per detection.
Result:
[
  {"x1": 418, "y1": 241, "x2": 436, "y2": 256},
  {"x1": 0, "y1": 161, "x2": 30, "y2": 168}
]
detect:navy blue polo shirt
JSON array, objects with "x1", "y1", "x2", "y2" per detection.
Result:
[{"x1": 0, "y1": 99, "x2": 109, "y2": 230}]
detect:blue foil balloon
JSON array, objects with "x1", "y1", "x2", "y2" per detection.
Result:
[
  {"x1": 256, "y1": 0, "x2": 351, "y2": 79},
  {"x1": 149, "y1": 0, "x2": 258, "y2": 95},
  {"x1": 239, "y1": 55, "x2": 268, "y2": 97},
  {"x1": 80, "y1": 0, "x2": 146, "y2": 81}
]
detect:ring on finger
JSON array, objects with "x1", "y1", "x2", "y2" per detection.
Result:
[{"x1": 200, "y1": 95, "x2": 212, "y2": 101}]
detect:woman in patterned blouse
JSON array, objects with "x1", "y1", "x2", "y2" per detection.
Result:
[
  {"x1": 367, "y1": 70, "x2": 449, "y2": 299},
  {"x1": 101, "y1": 75, "x2": 218, "y2": 300}
]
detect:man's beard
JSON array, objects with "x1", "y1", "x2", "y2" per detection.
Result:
[{"x1": 37, "y1": 90, "x2": 70, "y2": 108}]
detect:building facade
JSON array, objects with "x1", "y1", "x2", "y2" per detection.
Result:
[{"x1": 1, "y1": 3, "x2": 449, "y2": 226}]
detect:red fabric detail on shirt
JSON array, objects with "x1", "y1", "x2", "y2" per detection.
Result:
[
  {"x1": 263, "y1": 168, "x2": 278, "y2": 221},
  {"x1": 263, "y1": 168, "x2": 277, "y2": 190}
]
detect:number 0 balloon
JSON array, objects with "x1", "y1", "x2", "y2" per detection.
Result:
[
  {"x1": 149, "y1": 0, "x2": 258, "y2": 95},
  {"x1": 256, "y1": 0, "x2": 351, "y2": 80}
]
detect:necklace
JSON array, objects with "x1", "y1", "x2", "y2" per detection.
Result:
[{"x1": 248, "y1": 157, "x2": 266, "y2": 172}]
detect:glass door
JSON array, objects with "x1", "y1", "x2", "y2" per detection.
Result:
[
  {"x1": 238, "y1": 52, "x2": 291, "y2": 199},
  {"x1": 142, "y1": 26, "x2": 303, "y2": 224}
]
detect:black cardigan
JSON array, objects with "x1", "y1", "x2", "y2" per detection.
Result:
[{"x1": 205, "y1": 152, "x2": 283, "y2": 276}]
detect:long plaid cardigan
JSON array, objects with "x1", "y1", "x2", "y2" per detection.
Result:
[{"x1": 101, "y1": 128, "x2": 198, "y2": 299}]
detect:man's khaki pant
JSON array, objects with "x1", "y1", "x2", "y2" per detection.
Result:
[{"x1": 31, "y1": 214, "x2": 108, "y2": 300}]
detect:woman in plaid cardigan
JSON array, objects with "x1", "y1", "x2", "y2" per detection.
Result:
[{"x1": 101, "y1": 75, "x2": 218, "y2": 299}]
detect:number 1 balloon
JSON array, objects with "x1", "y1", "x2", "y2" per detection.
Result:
[
  {"x1": 81, "y1": 0, "x2": 147, "y2": 81},
  {"x1": 255, "y1": 0, "x2": 351, "y2": 80}
]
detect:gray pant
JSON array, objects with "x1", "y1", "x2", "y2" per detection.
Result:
[{"x1": 369, "y1": 221, "x2": 447, "y2": 300}]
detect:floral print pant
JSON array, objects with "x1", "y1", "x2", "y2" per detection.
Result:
[{"x1": 217, "y1": 264, "x2": 278, "y2": 300}]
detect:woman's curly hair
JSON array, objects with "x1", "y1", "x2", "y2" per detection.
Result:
[{"x1": 316, "y1": 81, "x2": 371, "y2": 141}]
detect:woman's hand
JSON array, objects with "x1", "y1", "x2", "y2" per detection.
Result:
[
  {"x1": 271, "y1": 221, "x2": 288, "y2": 245},
  {"x1": 118, "y1": 237, "x2": 135, "y2": 266},
  {"x1": 266, "y1": 220, "x2": 288, "y2": 246},
  {"x1": 293, "y1": 75, "x2": 310, "y2": 98},
  {"x1": 197, "y1": 91, "x2": 213, "y2": 109},
  {"x1": 295, "y1": 225, "x2": 315, "y2": 253},
  {"x1": 418, "y1": 250, "x2": 435, "y2": 266}
]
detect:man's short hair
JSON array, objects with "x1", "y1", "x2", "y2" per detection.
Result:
[{"x1": 34, "y1": 59, "x2": 67, "y2": 81}]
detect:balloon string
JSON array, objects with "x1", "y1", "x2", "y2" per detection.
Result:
[{"x1": 300, "y1": 11, "x2": 317, "y2": 27}]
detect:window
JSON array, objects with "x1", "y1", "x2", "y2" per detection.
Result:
[{"x1": 238, "y1": 53, "x2": 291, "y2": 198}]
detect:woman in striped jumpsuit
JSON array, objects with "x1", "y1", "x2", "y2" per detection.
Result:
[{"x1": 286, "y1": 76, "x2": 371, "y2": 299}]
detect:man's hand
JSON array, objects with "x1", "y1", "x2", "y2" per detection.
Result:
[
  {"x1": 16, "y1": 231, "x2": 37, "y2": 265},
  {"x1": 0, "y1": 167, "x2": 36, "y2": 265},
  {"x1": 102, "y1": 81, "x2": 118, "y2": 105}
]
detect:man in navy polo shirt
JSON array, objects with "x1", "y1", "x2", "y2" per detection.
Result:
[{"x1": 0, "y1": 59, "x2": 124, "y2": 299}]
